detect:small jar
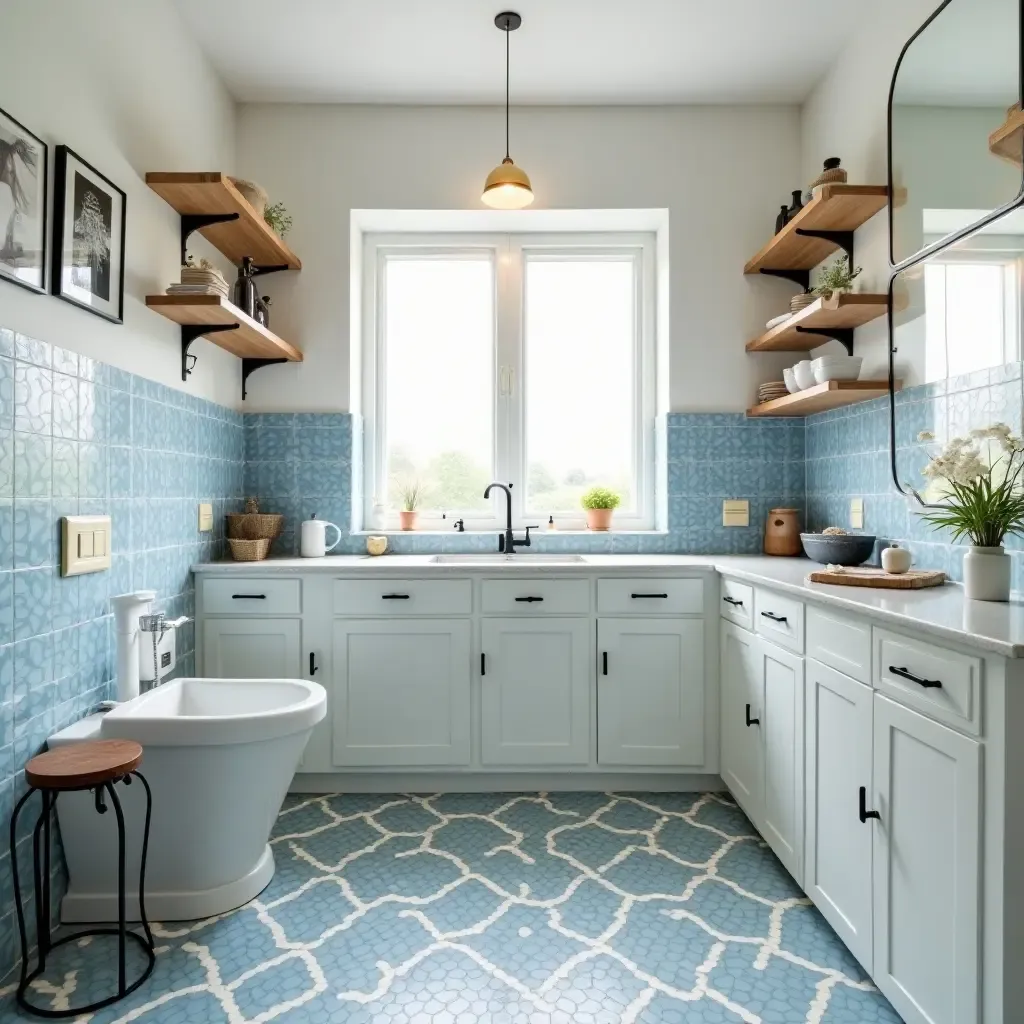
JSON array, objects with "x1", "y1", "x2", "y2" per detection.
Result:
[
  {"x1": 764, "y1": 508, "x2": 802, "y2": 557},
  {"x1": 881, "y1": 543, "x2": 912, "y2": 574}
]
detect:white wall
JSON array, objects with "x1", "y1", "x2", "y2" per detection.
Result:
[
  {"x1": 0, "y1": 0, "x2": 240, "y2": 407},
  {"x1": 236, "y1": 103, "x2": 802, "y2": 413}
]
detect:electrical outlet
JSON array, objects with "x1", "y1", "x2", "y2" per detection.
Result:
[
  {"x1": 722, "y1": 500, "x2": 750, "y2": 527},
  {"x1": 850, "y1": 498, "x2": 864, "y2": 530},
  {"x1": 198, "y1": 502, "x2": 214, "y2": 532}
]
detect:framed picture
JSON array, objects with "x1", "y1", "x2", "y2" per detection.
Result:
[
  {"x1": 0, "y1": 106, "x2": 47, "y2": 294},
  {"x1": 52, "y1": 145, "x2": 125, "y2": 324}
]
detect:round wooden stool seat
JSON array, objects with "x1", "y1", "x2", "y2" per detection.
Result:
[{"x1": 25, "y1": 739, "x2": 143, "y2": 790}]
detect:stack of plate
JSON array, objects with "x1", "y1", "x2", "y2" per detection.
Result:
[
  {"x1": 757, "y1": 381, "x2": 789, "y2": 404},
  {"x1": 168, "y1": 264, "x2": 230, "y2": 298}
]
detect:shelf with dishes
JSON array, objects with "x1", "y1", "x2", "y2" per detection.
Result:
[
  {"x1": 989, "y1": 104, "x2": 1024, "y2": 166},
  {"x1": 747, "y1": 293, "x2": 889, "y2": 352},
  {"x1": 748, "y1": 379, "x2": 898, "y2": 417}
]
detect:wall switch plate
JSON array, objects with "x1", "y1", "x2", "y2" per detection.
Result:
[
  {"x1": 850, "y1": 498, "x2": 865, "y2": 530},
  {"x1": 61, "y1": 515, "x2": 112, "y2": 576},
  {"x1": 198, "y1": 502, "x2": 214, "y2": 533},
  {"x1": 722, "y1": 499, "x2": 750, "y2": 527}
]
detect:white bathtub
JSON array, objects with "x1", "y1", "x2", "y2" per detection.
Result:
[{"x1": 49, "y1": 677, "x2": 326, "y2": 922}]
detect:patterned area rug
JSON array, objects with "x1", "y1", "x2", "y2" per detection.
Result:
[{"x1": 0, "y1": 792, "x2": 902, "y2": 1023}]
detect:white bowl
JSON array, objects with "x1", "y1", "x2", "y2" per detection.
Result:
[
  {"x1": 812, "y1": 355, "x2": 862, "y2": 384},
  {"x1": 793, "y1": 360, "x2": 817, "y2": 390},
  {"x1": 783, "y1": 367, "x2": 799, "y2": 393}
]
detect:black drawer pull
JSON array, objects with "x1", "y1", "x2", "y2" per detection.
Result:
[
  {"x1": 631, "y1": 593, "x2": 668, "y2": 599},
  {"x1": 515, "y1": 596, "x2": 544, "y2": 603},
  {"x1": 309, "y1": 652, "x2": 318, "y2": 676},
  {"x1": 723, "y1": 596, "x2": 744, "y2": 607},
  {"x1": 232, "y1": 594, "x2": 266, "y2": 600},
  {"x1": 602, "y1": 652, "x2": 608, "y2": 676},
  {"x1": 889, "y1": 665, "x2": 942, "y2": 689},
  {"x1": 859, "y1": 786, "x2": 881, "y2": 823},
  {"x1": 760, "y1": 611, "x2": 788, "y2": 624},
  {"x1": 745, "y1": 703, "x2": 759, "y2": 727},
  {"x1": 382, "y1": 594, "x2": 411, "y2": 600},
  {"x1": 481, "y1": 653, "x2": 486, "y2": 676}
]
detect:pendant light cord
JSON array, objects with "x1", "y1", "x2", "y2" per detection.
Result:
[{"x1": 505, "y1": 20, "x2": 511, "y2": 160}]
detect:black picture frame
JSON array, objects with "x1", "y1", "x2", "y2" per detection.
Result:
[
  {"x1": 0, "y1": 105, "x2": 48, "y2": 295},
  {"x1": 51, "y1": 145, "x2": 126, "y2": 325}
]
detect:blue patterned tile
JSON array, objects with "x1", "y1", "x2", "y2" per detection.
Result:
[
  {"x1": 14, "y1": 334, "x2": 50, "y2": 368},
  {"x1": 13, "y1": 500, "x2": 52, "y2": 569},
  {"x1": 13, "y1": 433, "x2": 50, "y2": 498},
  {"x1": 13, "y1": 568, "x2": 51, "y2": 640},
  {"x1": 79, "y1": 443, "x2": 108, "y2": 499},
  {"x1": 0, "y1": 358, "x2": 13, "y2": 428},
  {"x1": 51, "y1": 372, "x2": 78, "y2": 439},
  {"x1": 13, "y1": 363, "x2": 52, "y2": 435},
  {"x1": 51, "y1": 440, "x2": 78, "y2": 498}
]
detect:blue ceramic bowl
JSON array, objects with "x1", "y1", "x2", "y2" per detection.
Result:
[{"x1": 800, "y1": 533, "x2": 876, "y2": 566}]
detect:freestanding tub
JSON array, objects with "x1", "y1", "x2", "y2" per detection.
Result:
[{"x1": 48, "y1": 677, "x2": 326, "y2": 922}]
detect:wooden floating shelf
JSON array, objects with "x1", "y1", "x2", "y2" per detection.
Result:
[
  {"x1": 146, "y1": 172, "x2": 301, "y2": 270},
  {"x1": 747, "y1": 380, "x2": 899, "y2": 418},
  {"x1": 989, "y1": 107, "x2": 1024, "y2": 166},
  {"x1": 744, "y1": 185, "x2": 889, "y2": 275},
  {"x1": 145, "y1": 294, "x2": 303, "y2": 362},
  {"x1": 746, "y1": 294, "x2": 889, "y2": 352}
]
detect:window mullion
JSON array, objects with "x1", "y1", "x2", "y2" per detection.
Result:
[{"x1": 496, "y1": 236, "x2": 525, "y2": 524}]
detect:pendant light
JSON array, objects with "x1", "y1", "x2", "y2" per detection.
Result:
[{"x1": 482, "y1": 11, "x2": 534, "y2": 209}]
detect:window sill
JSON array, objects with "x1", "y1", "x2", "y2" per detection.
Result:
[{"x1": 351, "y1": 530, "x2": 669, "y2": 537}]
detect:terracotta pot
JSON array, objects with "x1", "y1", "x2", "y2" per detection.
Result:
[
  {"x1": 586, "y1": 507, "x2": 614, "y2": 531},
  {"x1": 399, "y1": 510, "x2": 418, "y2": 532},
  {"x1": 764, "y1": 508, "x2": 801, "y2": 556}
]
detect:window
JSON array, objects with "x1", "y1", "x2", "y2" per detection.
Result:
[{"x1": 362, "y1": 233, "x2": 655, "y2": 530}]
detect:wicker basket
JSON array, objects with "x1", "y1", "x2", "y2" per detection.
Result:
[
  {"x1": 226, "y1": 497, "x2": 284, "y2": 541},
  {"x1": 790, "y1": 292, "x2": 818, "y2": 314},
  {"x1": 228, "y1": 537, "x2": 271, "y2": 562},
  {"x1": 229, "y1": 178, "x2": 269, "y2": 217},
  {"x1": 809, "y1": 158, "x2": 848, "y2": 191}
]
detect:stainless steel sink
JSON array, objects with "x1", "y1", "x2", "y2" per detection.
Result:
[{"x1": 431, "y1": 553, "x2": 587, "y2": 565}]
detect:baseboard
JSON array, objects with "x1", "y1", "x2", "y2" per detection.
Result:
[{"x1": 291, "y1": 772, "x2": 726, "y2": 794}]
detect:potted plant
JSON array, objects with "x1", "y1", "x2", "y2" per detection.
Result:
[
  {"x1": 399, "y1": 482, "x2": 421, "y2": 531},
  {"x1": 917, "y1": 424, "x2": 1024, "y2": 601},
  {"x1": 814, "y1": 254, "x2": 862, "y2": 300},
  {"x1": 581, "y1": 486, "x2": 621, "y2": 531},
  {"x1": 263, "y1": 201, "x2": 292, "y2": 239}
]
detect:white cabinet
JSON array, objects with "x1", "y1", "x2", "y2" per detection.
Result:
[
  {"x1": 720, "y1": 620, "x2": 763, "y2": 817},
  {"x1": 202, "y1": 617, "x2": 302, "y2": 679},
  {"x1": 871, "y1": 694, "x2": 980, "y2": 1024},
  {"x1": 804, "y1": 659, "x2": 874, "y2": 970},
  {"x1": 598, "y1": 618, "x2": 704, "y2": 766},
  {"x1": 331, "y1": 619, "x2": 471, "y2": 767},
  {"x1": 480, "y1": 618, "x2": 590, "y2": 765}
]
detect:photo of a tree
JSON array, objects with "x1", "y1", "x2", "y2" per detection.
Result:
[
  {"x1": 0, "y1": 107, "x2": 46, "y2": 292},
  {"x1": 71, "y1": 172, "x2": 112, "y2": 300}
]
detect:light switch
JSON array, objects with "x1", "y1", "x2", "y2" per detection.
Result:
[
  {"x1": 722, "y1": 499, "x2": 750, "y2": 527},
  {"x1": 62, "y1": 515, "x2": 112, "y2": 577},
  {"x1": 850, "y1": 498, "x2": 864, "y2": 530},
  {"x1": 198, "y1": 502, "x2": 214, "y2": 533}
]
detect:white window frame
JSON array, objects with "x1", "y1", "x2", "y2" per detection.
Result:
[{"x1": 361, "y1": 230, "x2": 657, "y2": 532}]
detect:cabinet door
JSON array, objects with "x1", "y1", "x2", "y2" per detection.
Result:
[
  {"x1": 872, "y1": 695, "x2": 980, "y2": 1024},
  {"x1": 720, "y1": 621, "x2": 763, "y2": 822},
  {"x1": 760, "y1": 637, "x2": 805, "y2": 883},
  {"x1": 804, "y1": 659, "x2": 873, "y2": 970},
  {"x1": 480, "y1": 618, "x2": 590, "y2": 765},
  {"x1": 332, "y1": 619, "x2": 471, "y2": 767},
  {"x1": 598, "y1": 618, "x2": 704, "y2": 766},
  {"x1": 202, "y1": 618, "x2": 302, "y2": 679}
]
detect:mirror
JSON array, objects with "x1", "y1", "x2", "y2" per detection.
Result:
[{"x1": 890, "y1": 0, "x2": 1023, "y2": 267}]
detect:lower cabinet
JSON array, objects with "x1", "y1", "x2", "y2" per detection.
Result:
[
  {"x1": 720, "y1": 621, "x2": 763, "y2": 813},
  {"x1": 202, "y1": 617, "x2": 302, "y2": 679},
  {"x1": 480, "y1": 618, "x2": 590, "y2": 765},
  {"x1": 331, "y1": 618, "x2": 471, "y2": 767},
  {"x1": 597, "y1": 617, "x2": 704, "y2": 766}
]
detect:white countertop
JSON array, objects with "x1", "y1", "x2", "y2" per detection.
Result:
[{"x1": 192, "y1": 553, "x2": 1024, "y2": 659}]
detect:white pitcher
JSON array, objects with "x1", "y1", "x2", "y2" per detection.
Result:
[{"x1": 300, "y1": 515, "x2": 342, "y2": 557}]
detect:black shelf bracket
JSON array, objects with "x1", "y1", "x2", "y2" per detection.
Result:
[
  {"x1": 241, "y1": 357, "x2": 288, "y2": 401},
  {"x1": 794, "y1": 227, "x2": 855, "y2": 268},
  {"x1": 180, "y1": 213, "x2": 239, "y2": 265},
  {"x1": 181, "y1": 323, "x2": 239, "y2": 381},
  {"x1": 251, "y1": 263, "x2": 290, "y2": 277},
  {"x1": 794, "y1": 326, "x2": 855, "y2": 356},
  {"x1": 759, "y1": 267, "x2": 811, "y2": 290}
]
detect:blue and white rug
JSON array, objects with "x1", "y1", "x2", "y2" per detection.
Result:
[{"x1": 1, "y1": 792, "x2": 902, "y2": 1022}]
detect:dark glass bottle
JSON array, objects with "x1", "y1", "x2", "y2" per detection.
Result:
[
  {"x1": 775, "y1": 204, "x2": 789, "y2": 234},
  {"x1": 786, "y1": 189, "x2": 803, "y2": 221},
  {"x1": 233, "y1": 256, "x2": 258, "y2": 317}
]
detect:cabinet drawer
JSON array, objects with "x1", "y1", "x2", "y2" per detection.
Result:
[
  {"x1": 873, "y1": 628, "x2": 980, "y2": 733},
  {"x1": 720, "y1": 578, "x2": 754, "y2": 630},
  {"x1": 482, "y1": 578, "x2": 590, "y2": 615},
  {"x1": 201, "y1": 578, "x2": 301, "y2": 615},
  {"x1": 333, "y1": 578, "x2": 472, "y2": 616},
  {"x1": 807, "y1": 605, "x2": 870, "y2": 683},
  {"x1": 597, "y1": 578, "x2": 704, "y2": 615},
  {"x1": 754, "y1": 587, "x2": 804, "y2": 654}
]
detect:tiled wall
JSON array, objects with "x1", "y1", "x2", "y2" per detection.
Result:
[
  {"x1": 0, "y1": 327, "x2": 244, "y2": 980},
  {"x1": 806, "y1": 363, "x2": 1024, "y2": 587},
  {"x1": 242, "y1": 412, "x2": 807, "y2": 555}
]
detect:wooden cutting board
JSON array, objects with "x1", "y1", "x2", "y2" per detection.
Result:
[{"x1": 806, "y1": 566, "x2": 946, "y2": 589}]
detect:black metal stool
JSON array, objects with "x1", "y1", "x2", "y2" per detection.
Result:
[{"x1": 9, "y1": 739, "x2": 156, "y2": 1018}]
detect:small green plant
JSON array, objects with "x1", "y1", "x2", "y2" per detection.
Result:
[
  {"x1": 580, "y1": 486, "x2": 621, "y2": 510},
  {"x1": 401, "y1": 481, "x2": 422, "y2": 512},
  {"x1": 264, "y1": 201, "x2": 292, "y2": 238},
  {"x1": 814, "y1": 254, "x2": 862, "y2": 299}
]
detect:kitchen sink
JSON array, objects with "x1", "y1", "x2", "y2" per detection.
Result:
[{"x1": 431, "y1": 553, "x2": 587, "y2": 565}]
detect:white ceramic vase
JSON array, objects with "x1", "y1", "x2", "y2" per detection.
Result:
[{"x1": 963, "y1": 545, "x2": 1010, "y2": 602}]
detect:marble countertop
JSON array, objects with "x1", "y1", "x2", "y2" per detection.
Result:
[{"x1": 192, "y1": 553, "x2": 1024, "y2": 658}]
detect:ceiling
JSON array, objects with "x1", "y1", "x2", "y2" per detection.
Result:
[{"x1": 173, "y1": 0, "x2": 880, "y2": 106}]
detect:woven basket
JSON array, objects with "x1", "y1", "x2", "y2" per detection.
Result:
[
  {"x1": 228, "y1": 537, "x2": 271, "y2": 562},
  {"x1": 229, "y1": 178, "x2": 269, "y2": 217},
  {"x1": 226, "y1": 498, "x2": 284, "y2": 541},
  {"x1": 790, "y1": 292, "x2": 818, "y2": 314}
]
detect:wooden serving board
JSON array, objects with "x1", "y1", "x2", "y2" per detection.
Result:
[{"x1": 806, "y1": 567, "x2": 946, "y2": 589}]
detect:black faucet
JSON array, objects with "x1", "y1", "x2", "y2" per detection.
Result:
[{"x1": 483, "y1": 482, "x2": 537, "y2": 554}]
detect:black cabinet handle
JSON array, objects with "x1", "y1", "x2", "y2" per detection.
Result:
[
  {"x1": 515, "y1": 596, "x2": 544, "y2": 603},
  {"x1": 309, "y1": 652, "x2": 318, "y2": 676},
  {"x1": 602, "y1": 652, "x2": 608, "y2": 676},
  {"x1": 232, "y1": 594, "x2": 266, "y2": 600},
  {"x1": 859, "y1": 786, "x2": 881, "y2": 823},
  {"x1": 631, "y1": 593, "x2": 668, "y2": 599},
  {"x1": 745, "y1": 703, "x2": 759, "y2": 727},
  {"x1": 760, "y1": 611, "x2": 788, "y2": 624},
  {"x1": 481, "y1": 653, "x2": 486, "y2": 676},
  {"x1": 382, "y1": 594, "x2": 411, "y2": 600},
  {"x1": 889, "y1": 665, "x2": 942, "y2": 689},
  {"x1": 723, "y1": 596, "x2": 744, "y2": 607}
]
